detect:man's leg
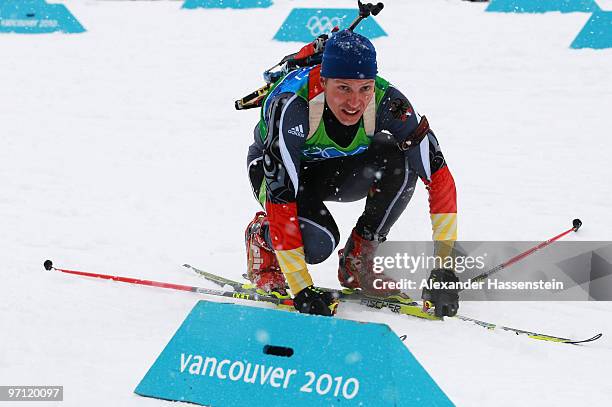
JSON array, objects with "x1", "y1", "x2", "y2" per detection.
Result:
[
  {"x1": 355, "y1": 133, "x2": 418, "y2": 241},
  {"x1": 311, "y1": 133, "x2": 418, "y2": 294},
  {"x1": 293, "y1": 159, "x2": 352, "y2": 266},
  {"x1": 299, "y1": 133, "x2": 418, "y2": 242},
  {"x1": 245, "y1": 132, "x2": 418, "y2": 293},
  {"x1": 244, "y1": 135, "x2": 286, "y2": 294}
]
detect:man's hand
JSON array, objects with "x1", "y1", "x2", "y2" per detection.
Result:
[{"x1": 421, "y1": 268, "x2": 459, "y2": 317}]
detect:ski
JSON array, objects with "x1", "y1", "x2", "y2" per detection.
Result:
[
  {"x1": 183, "y1": 263, "x2": 417, "y2": 304},
  {"x1": 182, "y1": 264, "x2": 436, "y2": 320},
  {"x1": 451, "y1": 315, "x2": 602, "y2": 345},
  {"x1": 183, "y1": 264, "x2": 603, "y2": 345},
  {"x1": 182, "y1": 263, "x2": 417, "y2": 305}
]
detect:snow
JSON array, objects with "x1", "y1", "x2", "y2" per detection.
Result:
[{"x1": 1, "y1": 0, "x2": 611, "y2": 405}]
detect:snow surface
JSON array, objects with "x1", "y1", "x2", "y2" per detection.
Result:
[{"x1": 1, "y1": 0, "x2": 612, "y2": 405}]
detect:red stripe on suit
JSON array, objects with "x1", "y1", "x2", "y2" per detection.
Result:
[
  {"x1": 265, "y1": 202, "x2": 304, "y2": 251},
  {"x1": 308, "y1": 65, "x2": 323, "y2": 100},
  {"x1": 423, "y1": 166, "x2": 457, "y2": 214}
]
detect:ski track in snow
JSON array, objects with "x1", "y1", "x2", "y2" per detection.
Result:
[{"x1": 1, "y1": 0, "x2": 611, "y2": 405}]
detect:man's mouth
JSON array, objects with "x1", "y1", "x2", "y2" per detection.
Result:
[{"x1": 342, "y1": 108, "x2": 360, "y2": 116}]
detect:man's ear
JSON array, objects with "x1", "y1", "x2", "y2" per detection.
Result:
[{"x1": 320, "y1": 76, "x2": 327, "y2": 90}]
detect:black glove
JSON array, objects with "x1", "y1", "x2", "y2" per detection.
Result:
[
  {"x1": 293, "y1": 286, "x2": 338, "y2": 316},
  {"x1": 422, "y1": 268, "x2": 459, "y2": 317}
]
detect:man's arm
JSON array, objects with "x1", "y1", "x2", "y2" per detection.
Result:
[
  {"x1": 261, "y1": 93, "x2": 312, "y2": 294},
  {"x1": 378, "y1": 86, "x2": 459, "y2": 316},
  {"x1": 377, "y1": 87, "x2": 457, "y2": 256},
  {"x1": 416, "y1": 134, "x2": 457, "y2": 258}
]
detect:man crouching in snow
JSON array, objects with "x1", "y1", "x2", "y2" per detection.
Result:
[{"x1": 244, "y1": 30, "x2": 458, "y2": 317}]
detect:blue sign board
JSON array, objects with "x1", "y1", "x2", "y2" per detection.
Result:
[
  {"x1": 274, "y1": 8, "x2": 386, "y2": 42},
  {"x1": 486, "y1": 0, "x2": 596, "y2": 13},
  {"x1": 183, "y1": 0, "x2": 272, "y2": 9},
  {"x1": 0, "y1": 0, "x2": 85, "y2": 34},
  {"x1": 571, "y1": 5, "x2": 612, "y2": 49},
  {"x1": 135, "y1": 300, "x2": 453, "y2": 406}
]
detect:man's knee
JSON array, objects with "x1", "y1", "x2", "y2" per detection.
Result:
[{"x1": 299, "y1": 218, "x2": 339, "y2": 264}]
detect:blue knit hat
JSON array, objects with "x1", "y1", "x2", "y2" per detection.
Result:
[{"x1": 321, "y1": 30, "x2": 378, "y2": 79}]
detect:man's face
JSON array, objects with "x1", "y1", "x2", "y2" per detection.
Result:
[{"x1": 321, "y1": 77, "x2": 375, "y2": 126}]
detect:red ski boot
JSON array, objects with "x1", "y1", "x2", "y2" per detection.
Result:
[
  {"x1": 245, "y1": 211, "x2": 287, "y2": 295},
  {"x1": 338, "y1": 228, "x2": 401, "y2": 297}
]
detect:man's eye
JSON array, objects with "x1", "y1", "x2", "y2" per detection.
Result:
[
  {"x1": 339, "y1": 86, "x2": 350, "y2": 92},
  {"x1": 361, "y1": 86, "x2": 372, "y2": 92}
]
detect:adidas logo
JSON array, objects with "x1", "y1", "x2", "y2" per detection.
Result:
[{"x1": 287, "y1": 124, "x2": 305, "y2": 138}]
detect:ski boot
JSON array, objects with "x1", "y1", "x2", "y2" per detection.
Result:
[
  {"x1": 338, "y1": 228, "x2": 401, "y2": 297},
  {"x1": 245, "y1": 211, "x2": 287, "y2": 296}
]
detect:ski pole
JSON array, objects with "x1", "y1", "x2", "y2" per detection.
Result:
[
  {"x1": 42, "y1": 260, "x2": 294, "y2": 307},
  {"x1": 348, "y1": 1, "x2": 384, "y2": 31},
  {"x1": 236, "y1": 1, "x2": 386, "y2": 110},
  {"x1": 463, "y1": 218, "x2": 582, "y2": 290}
]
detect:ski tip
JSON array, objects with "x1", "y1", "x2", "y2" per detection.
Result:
[
  {"x1": 572, "y1": 218, "x2": 582, "y2": 231},
  {"x1": 43, "y1": 259, "x2": 53, "y2": 271},
  {"x1": 566, "y1": 333, "x2": 602, "y2": 345},
  {"x1": 182, "y1": 264, "x2": 191, "y2": 268}
]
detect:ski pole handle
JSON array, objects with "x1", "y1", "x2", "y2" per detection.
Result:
[{"x1": 348, "y1": 1, "x2": 384, "y2": 31}]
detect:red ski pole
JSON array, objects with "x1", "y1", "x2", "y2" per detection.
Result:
[
  {"x1": 43, "y1": 260, "x2": 293, "y2": 307},
  {"x1": 464, "y1": 218, "x2": 582, "y2": 288}
]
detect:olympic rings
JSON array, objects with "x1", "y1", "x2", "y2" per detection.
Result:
[{"x1": 306, "y1": 15, "x2": 343, "y2": 37}]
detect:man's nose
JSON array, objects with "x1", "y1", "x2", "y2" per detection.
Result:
[{"x1": 346, "y1": 94, "x2": 360, "y2": 108}]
